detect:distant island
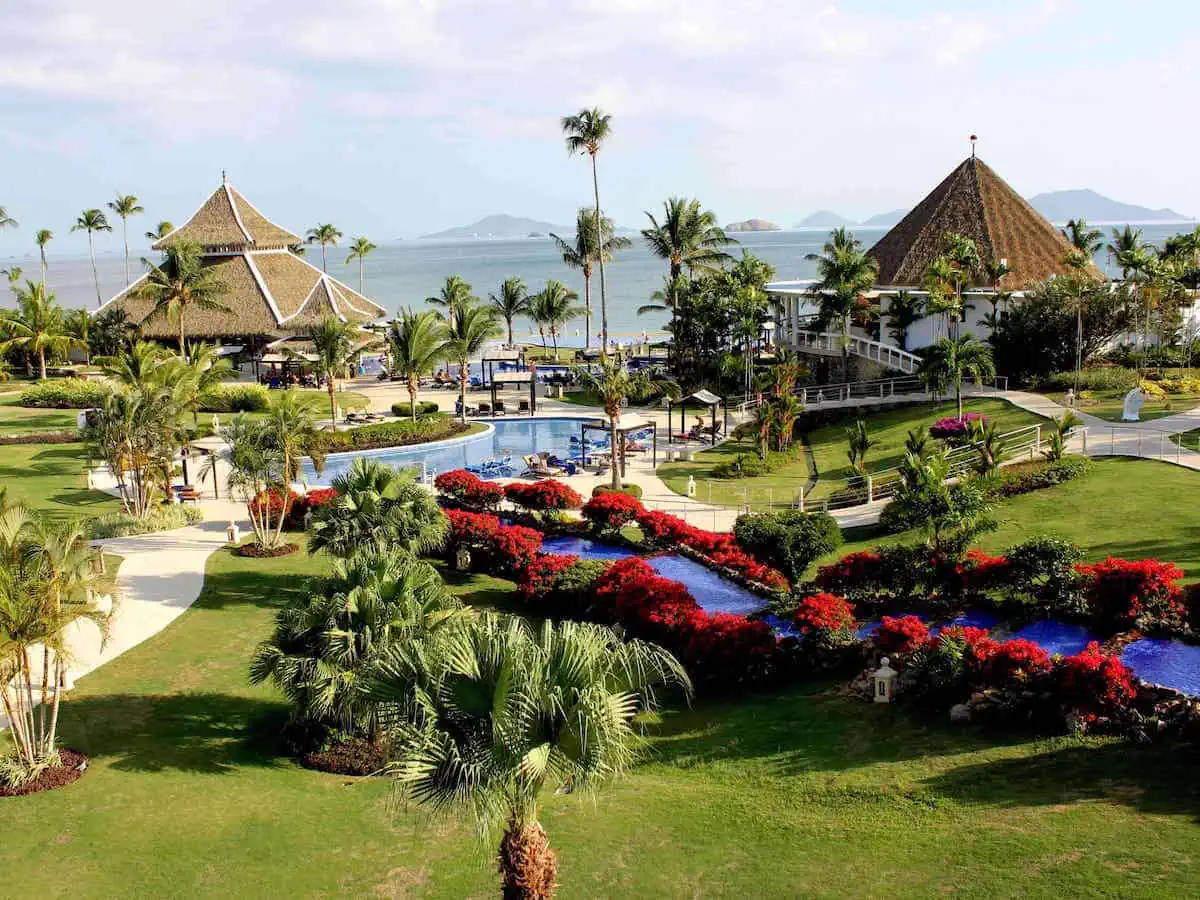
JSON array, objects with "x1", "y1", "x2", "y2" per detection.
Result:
[
  {"x1": 420, "y1": 214, "x2": 568, "y2": 240},
  {"x1": 725, "y1": 218, "x2": 781, "y2": 233},
  {"x1": 860, "y1": 209, "x2": 908, "y2": 229},
  {"x1": 1026, "y1": 189, "x2": 1193, "y2": 224},
  {"x1": 794, "y1": 210, "x2": 855, "y2": 228}
]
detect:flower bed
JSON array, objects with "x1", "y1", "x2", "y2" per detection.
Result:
[
  {"x1": 503, "y1": 479, "x2": 583, "y2": 512},
  {"x1": 928, "y1": 413, "x2": 986, "y2": 440},
  {"x1": 443, "y1": 509, "x2": 541, "y2": 573},
  {"x1": 434, "y1": 469, "x2": 504, "y2": 512},
  {"x1": 581, "y1": 491, "x2": 643, "y2": 533},
  {"x1": 285, "y1": 487, "x2": 338, "y2": 530},
  {"x1": 1078, "y1": 557, "x2": 1185, "y2": 633}
]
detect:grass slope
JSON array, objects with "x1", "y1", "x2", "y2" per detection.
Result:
[
  {"x1": 0, "y1": 443, "x2": 120, "y2": 520},
  {"x1": 0, "y1": 394, "x2": 81, "y2": 434}
]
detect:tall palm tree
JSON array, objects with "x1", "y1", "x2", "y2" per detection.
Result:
[
  {"x1": 306, "y1": 223, "x2": 343, "y2": 272},
  {"x1": 386, "y1": 308, "x2": 446, "y2": 421},
  {"x1": 942, "y1": 233, "x2": 981, "y2": 338},
  {"x1": 489, "y1": 276, "x2": 530, "y2": 347},
  {"x1": 373, "y1": 615, "x2": 690, "y2": 899},
  {"x1": 168, "y1": 341, "x2": 236, "y2": 425},
  {"x1": 133, "y1": 239, "x2": 231, "y2": 349},
  {"x1": 582, "y1": 353, "x2": 633, "y2": 489},
  {"x1": 641, "y1": 197, "x2": 736, "y2": 281},
  {"x1": 529, "y1": 280, "x2": 584, "y2": 359},
  {"x1": 0, "y1": 282, "x2": 79, "y2": 380},
  {"x1": 1062, "y1": 219, "x2": 1103, "y2": 260},
  {"x1": 804, "y1": 228, "x2": 879, "y2": 378},
  {"x1": 65, "y1": 308, "x2": 91, "y2": 365},
  {"x1": 921, "y1": 257, "x2": 957, "y2": 341},
  {"x1": 145, "y1": 220, "x2": 174, "y2": 241},
  {"x1": 1107, "y1": 225, "x2": 1154, "y2": 349},
  {"x1": 304, "y1": 317, "x2": 374, "y2": 424},
  {"x1": 345, "y1": 236, "x2": 377, "y2": 293},
  {"x1": 550, "y1": 208, "x2": 630, "y2": 349},
  {"x1": 0, "y1": 206, "x2": 16, "y2": 229},
  {"x1": 264, "y1": 388, "x2": 318, "y2": 483},
  {"x1": 107, "y1": 193, "x2": 144, "y2": 288},
  {"x1": 71, "y1": 209, "x2": 112, "y2": 306},
  {"x1": 34, "y1": 229, "x2": 52, "y2": 286},
  {"x1": 562, "y1": 107, "x2": 615, "y2": 349},
  {"x1": 426, "y1": 274, "x2": 477, "y2": 326},
  {"x1": 442, "y1": 302, "x2": 500, "y2": 422},
  {"x1": 917, "y1": 334, "x2": 996, "y2": 420}
]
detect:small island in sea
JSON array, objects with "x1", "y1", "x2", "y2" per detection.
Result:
[{"x1": 725, "y1": 218, "x2": 781, "y2": 232}]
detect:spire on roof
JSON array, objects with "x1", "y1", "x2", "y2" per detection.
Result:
[
  {"x1": 221, "y1": 169, "x2": 227, "y2": 185},
  {"x1": 969, "y1": 134, "x2": 977, "y2": 159}
]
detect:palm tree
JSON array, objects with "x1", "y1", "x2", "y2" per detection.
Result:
[
  {"x1": 262, "y1": 388, "x2": 318, "y2": 483},
  {"x1": 386, "y1": 309, "x2": 446, "y2": 421},
  {"x1": 426, "y1": 275, "x2": 478, "y2": 326},
  {"x1": 373, "y1": 615, "x2": 690, "y2": 899},
  {"x1": 641, "y1": 197, "x2": 736, "y2": 280},
  {"x1": 918, "y1": 334, "x2": 996, "y2": 420},
  {"x1": 1108, "y1": 225, "x2": 1154, "y2": 348},
  {"x1": 345, "y1": 236, "x2": 377, "y2": 293},
  {"x1": 0, "y1": 282, "x2": 79, "y2": 380},
  {"x1": 84, "y1": 385, "x2": 183, "y2": 518},
  {"x1": 582, "y1": 353, "x2": 633, "y2": 489},
  {"x1": 66, "y1": 308, "x2": 91, "y2": 365},
  {"x1": 219, "y1": 416, "x2": 291, "y2": 549},
  {"x1": 885, "y1": 290, "x2": 923, "y2": 350},
  {"x1": 133, "y1": 239, "x2": 231, "y2": 349},
  {"x1": 306, "y1": 223, "x2": 343, "y2": 272},
  {"x1": 107, "y1": 193, "x2": 145, "y2": 288},
  {"x1": 529, "y1": 280, "x2": 584, "y2": 360},
  {"x1": 96, "y1": 340, "x2": 168, "y2": 391},
  {"x1": 0, "y1": 206, "x2": 16, "y2": 229},
  {"x1": 71, "y1": 209, "x2": 113, "y2": 306},
  {"x1": 942, "y1": 233, "x2": 982, "y2": 338},
  {"x1": 169, "y1": 341, "x2": 236, "y2": 425},
  {"x1": 489, "y1": 276, "x2": 530, "y2": 347},
  {"x1": 804, "y1": 228, "x2": 879, "y2": 378},
  {"x1": 304, "y1": 317, "x2": 373, "y2": 424},
  {"x1": 845, "y1": 419, "x2": 873, "y2": 474},
  {"x1": 1062, "y1": 219, "x2": 1103, "y2": 260},
  {"x1": 34, "y1": 229, "x2": 52, "y2": 286},
  {"x1": 550, "y1": 208, "x2": 630, "y2": 349},
  {"x1": 145, "y1": 220, "x2": 174, "y2": 241},
  {"x1": 442, "y1": 302, "x2": 501, "y2": 423},
  {"x1": 562, "y1": 107, "x2": 615, "y2": 349}
]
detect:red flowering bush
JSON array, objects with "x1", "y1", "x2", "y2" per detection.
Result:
[
  {"x1": 582, "y1": 491, "x2": 645, "y2": 532},
  {"x1": 981, "y1": 638, "x2": 1052, "y2": 684},
  {"x1": 592, "y1": 558, "x2": 700, "y2": 630},
  {"x1": 814, "y1": 551, "x2": 887, "y2": 598},
  {"x1": 434, "y1": 469, "x2": 504, "y2": 511},
  {"x1": 285, "y1": 487, "x2": 338, "y2": 529},
  {"x1": 929, "y1": 413, "x2": 986, "y2": 440},
  {"x1": 503, "y1": 479, "x2": 583, "y2": 512},
  {"x1": 632, "y1": 509, "x2": 787, "y2": 589},
  {"x1": 519, "y1": 554, "x2": 580, "y2": 601},
  {"x1": 491, "y1": 523, "x2": 542, "y2": 571},
  {"x1": 794, "y1": 592, "x2": 855, "y2": 636},
  {"x1": 1055, "y1": 642, "x2": 1137, "y2": 716},
  {"x1": 954, "y1": 549, "x2": 1011, "y2": 594},
  {"x1": 677, "y1": 611, "x2": 779, "y2": 685},
  {"x1": 873, "y1": 615, "x2": 933, "y2": 657},
  {"x1": 1078, "y1": 557, "x2": 1185, "y2": 631},
  {"x1": 249, "y1": 488, "x2": 297, "y2": 522},
  {"x1": 634, "y1": 508, "x2": 690, "y2": 546},
  {"x1": 937, "y1": 625, "x2": 999, "y2": 669},
  {"x1": 443, "y1": 508, "x2": 540, "y2": 572}
]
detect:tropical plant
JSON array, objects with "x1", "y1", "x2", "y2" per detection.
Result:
[
  {"x1": 107, "y1": 193, "x2": 144, "y2": 288},
  {"x1": 885, "y1": 290, "x2": 923, "y2": 350},
  {"x1": 750, "y1": 401, "x2": 776, "y2": 460},
  {"x1": 144, "y1": 220, "x2": 174, "y2": 241},
  {"x1": 917, "y1": 334, "x2": 995, "y2": 420},
  {"x1": 1062, "y1": 219, "x2": 1103, "y2": 259},
  {"x1": 0, "y1": 206, "x2": 16, "y2": 229},
  {"x1": 372, "y1": 614, "x2": 690, "y2": 899},
  {"x1": 34, "y1": 229, "x2": 52, "y2": 286},
  {"x1": 0, "y1": 282, "x2": 79, "y2": 380},
  {"x1": 96, "y1": 340, "x2": 168, "y2": 391},
  {"x1": 967, "y1": 417, "x2": 1009, "y2": 476},
  {"x1": 303, "y1": 317, "x2": 375, "y2": 424},
  {"x1": 85, "y1": 386, "x2": 184, "y2": 518},
  {"x1": 2, "y1": 265, "x2": 22, "y2": 296},
  {"x1": 220, "y1": 417, "x2": 292, "y2": 549},
  {"x1": 550, "y1": 208, "x2": 631, "y2": 349},
  {"x1": 804, "y1": 228, "x2": 879, "y2": 378},
  {"x1": 71, "y1": 209, "x2": 113, "y2": 306},
  {"x1": 581, "y1": 354, "x2": 632, "y2": 490},
  {"x1": 442, "y1": 302, "x2": 501, "y2": 423},
  {"x1": 386, "y1": 309, "x2": 446, "y2": 422},
  {"x1": 1044, "y1": 410, "x2": 1082, "y2": 462},
  {"x1": 887, "y1": 451, "x2": 995, "y2": 554},
  {"x1": 528, "y1": 280, "x2": 584, "y2": 359},
  {"x1": 308, "y1": 458, "x2": 447, "y2": 558},
  {"x1": 306, "y1": 223, "x2": 342, "y2": 272},
  {"x1": 562, "y1": 107, "x2": 615, "y2": 348},
  {"x1": 65, "y1": 308, "x2": 90, "y2": 365},
  {"x1": 845, "y1": 419, "x2": 873, "y2": 474},
  {"x1": 345, "y1": 236, "x2": 377, "y2": 293},
  {"x1": 489, "y1": 276, "x2": 530, "y2": 347},
  {"x1": 132, "y1": 239, "x2": 231, "y2": 349},
  {"x1": 426, "y1": 275, "x2": 478, "y2": 326},
  {"x1": 1107, "y1": 225, "x2": 1155, "y2": 348},
  {"x1": 904, "y1": 426, "x2": 930, "y2": 459},
  {"x1": 169, "y1": 341, "x2": 236, "y2": 424}
]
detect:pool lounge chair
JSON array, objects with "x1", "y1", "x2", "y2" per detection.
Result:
[
  {"x1": 522, "y1": 454, "x2": 561, "y2": 478},
  {"x1": 493, "y1": 400, "x2": 507, "y2": 416},
  {"x1": 477, "y1": 402, "x2": 491, "y2": 416},
  {"x1": 518, "y1": 399, "x2": 530, "y2": 414}
]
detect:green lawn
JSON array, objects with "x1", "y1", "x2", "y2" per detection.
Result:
[
  {"x1": 1039, "y1": 388, "x2": 1200, "y2": 423},
  {"x1": 660, "y1": 398, "x2": 1049, "y2": 507},
  {"x1": 4, "y1": 533, "x2": 1200, "y2": 896},
  {"x1": 0, "y1": 442, "x2": 120, "y2": 520},
  {"x1": 0, "y1": 394, "x2": 82, "y2": 435}
]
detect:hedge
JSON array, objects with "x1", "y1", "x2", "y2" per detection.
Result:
[
  {"x1": 19, "y1": 380, "x2": 111, "y2": 409},
  {"x1": 591, "y1": 483, "x2": 643, "y2": 499},
  {"x1": 306, "y1": 416, "x2": 468, "y2": 456},
  {"x1": 390, "y1": 401, "x2": 440, "y2": 417},
  {"x1": 994, "y1": 456, "x2": 1089, "y2": 498},
  {"x1": 197, "y1": 384, "x2": 271, "y2": 413},
  {"x1": 89, "y1": 505, "x2": 204, "y2": 539}
]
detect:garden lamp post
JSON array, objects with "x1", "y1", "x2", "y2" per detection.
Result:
[{"x1": 873, "y1": 657, "x2": 897, "y2": 703}]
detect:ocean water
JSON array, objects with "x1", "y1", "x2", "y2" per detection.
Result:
[{"x1": 3, "y1": 224, "x2": 1189, "y2": 339}]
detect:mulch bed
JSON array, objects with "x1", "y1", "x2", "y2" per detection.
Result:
[
  {"x1": 0, "y1": 750, "x2": 88, "y2": 797},
  {"x1": 234, "y1": 542, "x2": 300, "y2": 558},
  {"x1": 301, "y1": 741, "x2": 386, "y2": 776}
]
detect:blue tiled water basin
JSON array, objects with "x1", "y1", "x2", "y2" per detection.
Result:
[{"x1": 1122, "y1": 638, "x2": 1200, "y2": 695}]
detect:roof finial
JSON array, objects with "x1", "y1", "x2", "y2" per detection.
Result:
[
  {"x1": 221, "y1": 169, "x2": 227, "y2": 185},
  {"x1": 969, "y1": 134, "x2": 977, "y2": 159}
]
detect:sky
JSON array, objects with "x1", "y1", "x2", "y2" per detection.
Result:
[{"x1": 2, "y1": 0, "x2": 1198, "y2": 254}]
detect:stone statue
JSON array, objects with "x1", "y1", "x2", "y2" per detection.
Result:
[{"x1": 1121, "y1": 387, "x2": 1145, "y2": 422}]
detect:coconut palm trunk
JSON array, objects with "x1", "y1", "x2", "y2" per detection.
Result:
[
  {"x1": 327, "y1": 376, "x2": 337, "y2": 424},
  {"x1": 407, "y1": 374, "x2": 419, "y2": 423},
  {"x1": 591, "y1": 155, "x2": 608, "y2": 352},
  {"x1": 38, "y1": 348, "x2": 47, "y2": 381},
  {"x1": 459, "y1": 363, "x2": 468, "y2": 424},
  {"x1": 40, "y1": 248, "x2": 47, "y2": 286},
  {"x1": 583, "y1": 266, "x2": 592, "y2": 350},
  {"x1": 122, "y1": 217, "x2": 130, "y2": 287},
  {"x1": 88, "y1": 231, "x2": 101, "y2": 306},
  {"x1": 358, "y1": 257, "x2": 364, "y2": 293}
]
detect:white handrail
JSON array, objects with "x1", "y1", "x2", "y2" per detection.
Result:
[{"x1": 791, "y1": 330, "x2": 923, "y2": 374}]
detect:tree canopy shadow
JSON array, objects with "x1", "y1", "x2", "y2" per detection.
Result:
[{"x1": 194, "y1": 568, "x2": 320, "y2": 611}]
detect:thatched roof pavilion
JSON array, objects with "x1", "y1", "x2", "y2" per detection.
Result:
[
  {"x1": 868, "y1": 156, "x2": 1102, "y2": 288},
  {"x1": 97, "y1": 177, "x2": 387, "y2": 341}
]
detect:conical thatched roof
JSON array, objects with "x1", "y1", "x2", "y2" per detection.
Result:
[
  {"x1": 153, "y1": 180, "x2": 300, "y2": 252},
  {"x1": 868, "y1": 157, "x2": 1100, "y2": 288}
]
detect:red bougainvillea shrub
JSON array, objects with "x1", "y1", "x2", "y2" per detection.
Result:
[
  {"x1": 434, "y1": 469, "x2": 504, "y2": 511},
  {"x1": 519, "y1": 553, "x2": 580, "y2": 601},
  {"x1": 794, "y1": 592, "x2": 855, "y2": 636},
  {"x1": 632, "y1": 509, "x2": 787, "y2": 589},
  {"x1": 873, "y1": 615, "x2": 933, "y2": 657},
  {"x1": 1078, "y1": 557, "x2": 1185, "y2": 632},
  {"x1": 677, "y1": 610, "x2": 779, "y2": 686},
  {"x1": 503, "y1": 479, "x2": 583, "y2": 512},
  {"x1": 582, "y1": 492, "x2": 644, "y2": 532},
  {"x1": 249, "y1": 488, "x2": 297, "y2": 522},
  {"x1": 953, "y1": 549, "x2": 1012, "y2": 595},
  {"x1": 443, "y1": 508, "x2": 540, "y2": 573},
  {"x1": 1055, "y1": 642, "x2": 1137, "y2": 718},
  {"x1": 981, "y1": 638, "x2": 1052, "y2": 685},
  {"x1": 285, "y1": 487, "x2": 338, "y2": 529},
  {"x1": 928, "y1": 413, "x2": 986, "y2": 440},
  {"x1": 813, "y1": 551, "x2": 888, "y2": 601},
  {"x1": 936, "y1": 625, "x2": 999, "y2": 672}
]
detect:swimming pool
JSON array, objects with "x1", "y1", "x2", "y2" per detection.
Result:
[
  {"x1": 1122, "y1": 638, "x2": 1200, "y2": 695},
  {"x1": 301, "y1": 416, "x2": 599, "y2": 486}
]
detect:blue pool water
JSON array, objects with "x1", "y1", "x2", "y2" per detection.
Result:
[
  {"x1": 1122, "y1": 639, "x2": 1200, "y2": 695},
  {"x1": 1010, "y1": 620, "x2": 1098, "y2": 657},
  {"x1": 539, "y1": 535, "x2": 635, "y2": 561},
  {"x1": 646, "y1": 554, "x2": 768, "y2": 617},
  {"x1": 302, "y1": 416, "x2": 598, "y2": 485}
]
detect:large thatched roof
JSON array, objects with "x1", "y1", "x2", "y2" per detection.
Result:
[
  {"x1": 153, "y1": 179, "x2": 300, "y2": 252},
  {"x1": 868, "y1": 157, "x2": 1100, "y2": 288}
]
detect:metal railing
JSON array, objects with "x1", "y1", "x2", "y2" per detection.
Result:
[
  {"x1": 791, "y1": 330, "x2": 923, "y2": 374},
  {"x1": 729, "y1": 375, "x2": 1009, "y2": 415}
]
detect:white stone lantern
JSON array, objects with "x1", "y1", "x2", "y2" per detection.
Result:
[
  {"x1": 226, "y1": 522, "x2": 241, "y2": 545},
  {"x1": 456, "y1": 547, "x2": 472, "y2": 571},
  {"x1": 873, "y1": 657, "x2": 898, "y2": 703},
  {"x1": 686, "y1": 475, "x2": 697, "y2": 498}
]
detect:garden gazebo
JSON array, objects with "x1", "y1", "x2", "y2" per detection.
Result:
[
  {"x1": 580, "y1": 414, "x2": 657, "y2": 476},
  {"x1": 667, "y1": 389, "x2": 727, "y2": 446}
]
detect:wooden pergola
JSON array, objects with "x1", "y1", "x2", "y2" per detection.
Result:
[
  {"x1": 580, "y1": 414, "x2": 657, "y2": 476},
  {"x1": 666, "y1": 389, "x2": 727, "y2": 446}
]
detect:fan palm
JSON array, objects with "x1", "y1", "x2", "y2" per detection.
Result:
[
  {"x1": 581, "y1": 353, "x2": 632, "y2": 489},
  {"x1": 918, "y1": 334, "x2": 996, "y2": 420},
  {"x1": 304, "y1": 316, "x2": 374, "y2": 424},
  {"x1": 562, "y1": 107, "x2": 615, "y2": 348},
  {"x1": 804, "y1": 228, "x2": 878, "y2": 377},
  {"x1": 307, "y1": 458, "x2": 448, "y2": 559},
  {"x1": 427, "y1": 275, "x2": 478, "y2": 326},
  {"x1": 372, "y1": 614, "x2": 690, "y2": 899},
  {"x1": 145, "y1": 220, "x2": 174, "y2": 241},
  {"x1": 0, "y1": 282, "x2": 79, "y2": 380},
  {"x1": 71, "y1": 209, "x2": 113, "y2": 306},
  {"x1": 529, "y1": 280, "x2": 584, "y2": 359},
  {"x1": 133, "y1": 239, "x2": 231, "y2": 349},
  {"x1": 34, "y1": 229, "x2": 52, "y2": 286},
  {"x1": 306, "y1": 223, "x2": 343, "y2": 272},
  {"x1": 442, "y1": 302, "x2": 501, "y2": 422},
  {"x1": 550, "y1": 208, "x2": 630, "y2": 349},
  {"x1": 386, "y1": 308, "x2": 446, "y2": 422},
  {"x1": 489, "y1": 276, "x2": 530, "y2": 347},
  {"x1": 107, "y1": 193, "x2": 144, "y2": 288},
  {"x1": 345, "y1": 236, "x2": 377, "y2": 293}
]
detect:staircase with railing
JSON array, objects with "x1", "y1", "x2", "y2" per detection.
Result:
[{"x1": 790, "y1": 330, "x2": 923, "y2": 374}]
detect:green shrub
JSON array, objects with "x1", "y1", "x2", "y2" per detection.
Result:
[
  {"x1": 19, "y1": 380, "x2": 110, "y2": 409},
  {"x1": 197, "y1": 384, "x2": 270, "y2": 413},
  {"x1": 1000, "y1": 536, "x2": 1087, "y2": 619},
  {"x1": 306, "y1": 415, "x2": 466, "y2": 457},
  {"x1": 733, "y1": 510, "x2": 841, "y2": 583},
  {"x1": 390, "y1": 401, "x2": 440, "y2": 417},
  {"x1": 996, "y1": 456, "x2": 1089, "y2": 498},
  {"x1": 1034, "y1": 368, "x2": 1138, "y2": 393},
  {"x1": 591, "y1": 483, "x2": 644, "y2": 500},
  {"x1": 89, "y1": 505, "x2": 204, "y2": 539}
]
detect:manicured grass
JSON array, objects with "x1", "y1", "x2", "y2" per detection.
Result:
[
  {"x1": 4, "y1": 536, "x2": 1200, "y2": 896},
  {"x1": 660, "y1": 398, "x2": 1048, "y2": 507},
  {"x1": 1170, "y1": 428, "x2": 1200, "y2": 451},
  {"x1": 0, "y1": 442, "x2": 120, "y2": 520},
  {"x1": 0, "y1": 393, "x2": 81, "y2": 434},
  {"x1": 1039, "y1": 388, "x2": 1200, "y2": 423}
]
